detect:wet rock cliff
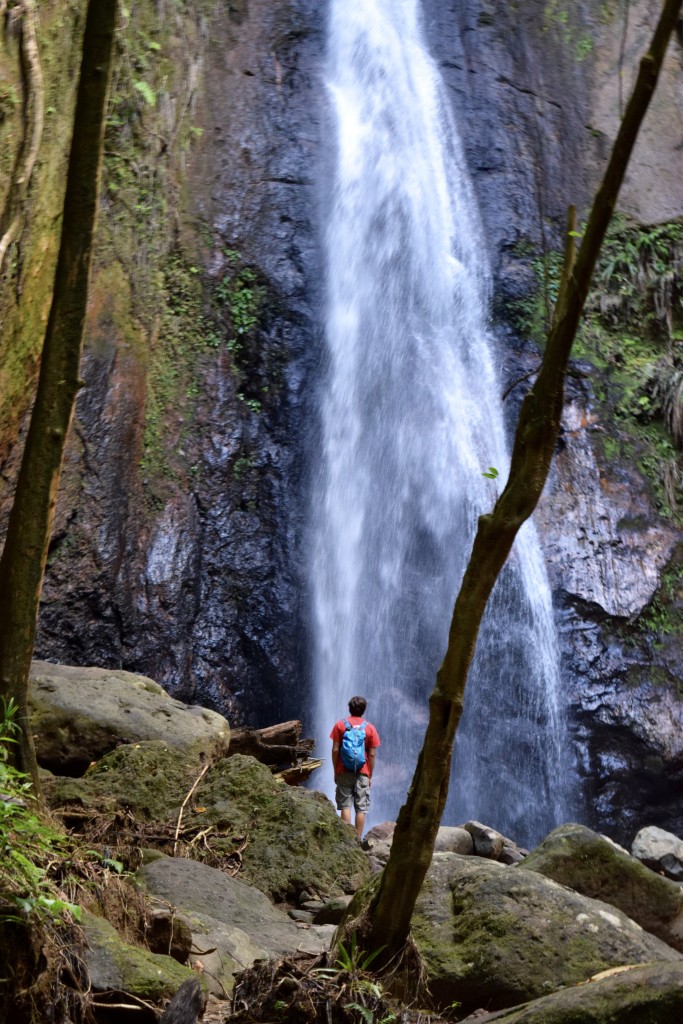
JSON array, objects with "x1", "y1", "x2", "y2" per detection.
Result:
[{"x1": 423, "y1": 0, "x2": 683, "y2": 841}]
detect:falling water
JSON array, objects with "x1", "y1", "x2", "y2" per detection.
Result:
[{"x1": 311, "y1": 0, "x2": 573, "y2": 845}]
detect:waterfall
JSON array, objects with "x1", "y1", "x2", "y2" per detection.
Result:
[{"x1": 310, "y1": 0, "x2": 574, "y2": 845}]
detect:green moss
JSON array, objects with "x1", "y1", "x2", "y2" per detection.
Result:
[
  {"x1": 542, "y1": 1, "x2": 594, "y2": 61},
  {"x1": 83, "y1": 911, "x2": 196, "y2": 1001},
  {"x1": 521, "y1": 824, "x2": 683, "y2": 932},
  {"x1": 616, "y1": 544, "x2": 683, "y2": 661},
  {"x1": 90, "y1": 3, "x2": 224, "y2": 506},
  {"x1": 44, "y1": 741, "x2": 199, "y2": 820}
]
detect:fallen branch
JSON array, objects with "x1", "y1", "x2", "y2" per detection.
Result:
[{"x1": 173, "y1": 763, "x2": 209, "y2": 856}]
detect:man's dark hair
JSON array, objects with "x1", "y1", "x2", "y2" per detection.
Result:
[{"x1": 348, "y1": 695, "x2": 367, "y2": 716}]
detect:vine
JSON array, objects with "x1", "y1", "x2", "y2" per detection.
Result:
[{"x1": 0, "y1": 0, "x2": 44, "y2": 277}]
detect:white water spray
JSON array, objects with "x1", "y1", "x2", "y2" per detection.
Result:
[{"x1": 311, "y1": 0, "x2": 573, "y2": 844}]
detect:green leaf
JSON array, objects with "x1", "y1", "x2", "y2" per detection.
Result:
[
  {"x1": 482, "y1": 466, "x2": 499, "y2": 479},
  {"x1": 134, "y1": 81, "x2": 156, "y2": 107},
  {"x1": 345, "y1": 1004, "x2": 374, "y2": 1024}
]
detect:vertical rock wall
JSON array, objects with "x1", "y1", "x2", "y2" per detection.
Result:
[
  {"x1": 2, "y1": 0, "x2": 327, "y2": 725},
  {"x1": 421, "y1": 0, "x2": 683, "y2": 841}
]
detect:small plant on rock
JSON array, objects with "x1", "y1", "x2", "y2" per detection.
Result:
[{"x1": 0, "y1": 699, "x2": 81, "y2": 925}]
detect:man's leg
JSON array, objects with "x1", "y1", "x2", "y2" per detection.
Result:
[
  {"x1": 336, "y1": 774, "x2": 355, "y2": 828},
  {"x1": 353, "y1": 775, "x2": 371, "y2": 838}
]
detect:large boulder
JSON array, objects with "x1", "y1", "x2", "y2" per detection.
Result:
[
  {"x1": 45, "y1": 744, "x2": 369, "y2": 901},
  {"x1": 410, "y1": 853, "x2": 681, "y2": 1014},
  {"x1": 82, "y1": 911, "x2": 197, "y2": 1004},
  {"x1": 521, "y1": 823, "x2": 683, "y2": 952},
  {"x1": 632, "y1": 825, "x2": 683, "y2": 882},
  {"x1": 136, "y1": 855, "x2": 333, "y2": 995},
  {"x1": 29, "y1": 661, "x2": 230, "y2": 774},
  {"x1": 461, "y1": 961, "x2": 683, "y2": 1023}
]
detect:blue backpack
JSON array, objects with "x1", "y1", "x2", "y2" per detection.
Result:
[{"x1": 340, "y1": 719, "x2": 367, "y2": 772}]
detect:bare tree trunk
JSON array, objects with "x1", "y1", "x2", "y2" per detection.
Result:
[
  {"x1": 0, "y1": 0, "x2": 118, "y2": 787},
  {"x1": 359, "y1": 0, "x2": 683, "y2": 961}
]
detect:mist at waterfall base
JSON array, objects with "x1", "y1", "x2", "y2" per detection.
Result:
[{"x1": 309, "y1": 0, "x2": 575, "y2": 848}]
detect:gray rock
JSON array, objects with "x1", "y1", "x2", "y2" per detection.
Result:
[
  {"x1": 288, "y1": 910, "x2": 314, "y2": 924},
  {"x1": 522, "y1": 823, "x2": 683, "y2": 952},
  {"x1": 312, "y1": 895, "x2": 353, "y2": 926},
  {"x1": 463, "y1": 820, "x2": 504, "y2": 859},
  {"x1": 29, "y1": 661, "x2": 230, "y2": 774},
  {"x1": 411, "y1": 852, "x2": 682, "y2": 1015},
  {"x1": 364, "y1": 838, "x2": 392, "y2": 874},
  {"x1": 147, "y1": 907, "x2": 194, "y2": 963},
  {"x1": 82, "y1": 910, "x2": 196, "y2": 1003},
  {"x1": 499, "y1": 845, "x2": 525, "y2": 865},
  {"x1": 632, "y1": 825, "x2": 683, "y2": 882},
  {"x1": 460, "y1": 961, "x2": 683, "y2": 1023},
  {"x1": 137, "y1": 855, "x2": 331, "y2": 995},
  {"x1": 434, "y1": 826, "x2": 474, "y2": 855},
  {"x1": 160, "y1": 977, "x2": 205, "y2": 1024},
  {"x1": 46, "y1": 747, "x2": 369, "y2": 903},
  {"x1": 363, "y1": 822, "x2": 396, "y2": 843}
]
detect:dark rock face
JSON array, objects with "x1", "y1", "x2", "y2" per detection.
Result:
[
  {"x1": 32, "y1": 0, "x2": 328, "y2": 725},
  {"x1": 421, "y1": 0, "x2": 593, "y2": 303}
]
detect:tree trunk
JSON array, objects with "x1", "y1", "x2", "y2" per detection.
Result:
[
  {"x1": 0, "y1": 0, "x2": 118, "y2": 787},
  {"x1": 360, "y1": 0, "x2": 683, "y2": 961}
]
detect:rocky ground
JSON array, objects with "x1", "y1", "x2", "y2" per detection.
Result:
[{"x1": 5, "y1": 663, "x2": 683, "y2": 1023}]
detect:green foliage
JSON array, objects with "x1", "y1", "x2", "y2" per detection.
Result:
[
  {"x1": 345, "y1": 1003, "x2": 396, "y2": 1024},
  {"x1": 515, "y1": 218, "x2": 683, "y2": 522},
  {"x1": 482, "y1": 466, "x2": 499, "y2": 480},
  {"x1": 508, "y1": 246, "x2": 563, "y2": 342},
  {"x1": 217, "y1": 260, "x2": 262, "y2": 365},
  {"x1": 315, "y1": 934, "x2": 387, "y2": 981},
  {"x1": 0, "y1": 700, "x2": 81, "y2": 925},
  {"x1": 133, "y1": 80, "x2": 156, "y2": 107},
  {"x1": 542, "y1": 1, "x2": 594, "y2": 61}
]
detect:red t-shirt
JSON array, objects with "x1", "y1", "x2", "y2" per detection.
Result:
[{"x1": 330, "y1": 717, "x2": 381, "y2": 777}]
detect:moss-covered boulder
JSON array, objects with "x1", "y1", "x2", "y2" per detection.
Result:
[
  {"x1": 43, "y1": 740, "x2": 199, "y2": 819},
  {"x1": 467, "y1": 961, "x2": 683, "y2": 1023},
  {"x1": 409, "y1": 853, "x2": 681, "y2": 1015},
  {"x1": 520, "y1": 822, "x2": 683, "y2": 952},
  {"x1": 188, "y1": 754, "x2": 369, "y2": 901},
  {"x1": 29, "y1": 661, "x2": 230, "y2": 774},
  {"x1": 46, "y1": 745, "x2": 369, "y2": 901},
  {"x1": 82, "y1": 911, "x2": 196, "y2": 1003}
]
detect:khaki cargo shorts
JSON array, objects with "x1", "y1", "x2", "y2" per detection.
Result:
[{"x1": 335, "y1": 771, "x2": 371, "y2": 813}]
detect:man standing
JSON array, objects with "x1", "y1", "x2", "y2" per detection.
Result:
[{"x1": 330, "y1": 695, "x2": 380, "y2": 837}]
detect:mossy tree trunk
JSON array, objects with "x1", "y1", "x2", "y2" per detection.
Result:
[
  {"x1": 358, "y1": 0, "x2": 683, "y2": 963},
  {"x1": 0, "y1": 0, "x2": 118, "y2": 787}
]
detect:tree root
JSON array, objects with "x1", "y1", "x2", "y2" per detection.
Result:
[{"x1": 229, "y1": 950, "x2": 450, "y2": 1024}]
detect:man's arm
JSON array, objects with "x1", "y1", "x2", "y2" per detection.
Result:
[
  {"x1": 367, "y1": 747, "x2": 376, "y2": 779},
  {"x1": 332, "y1": 741, "x2": 340, "y2": 777}
]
